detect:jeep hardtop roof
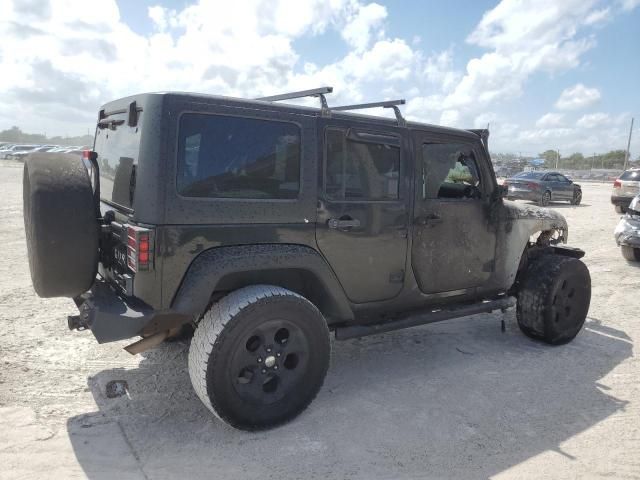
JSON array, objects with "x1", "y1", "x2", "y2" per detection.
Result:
[{"x1": 98, "y1": 89, "x2": 483, "y2": 142}]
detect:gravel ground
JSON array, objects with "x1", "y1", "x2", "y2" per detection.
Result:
[{"x1": 0, "y1": 160, "x2": 638, "y2": 480}]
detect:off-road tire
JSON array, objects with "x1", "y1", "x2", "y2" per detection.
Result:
[
  {"x1": 539, "y1": 190, "x2": 551, "y2": 207},
  {"x1": 23, "y1": 153, "x2": 98, "y2": 297},
  {"x1": 570, "y1": 190, "x2": 582, "y2": 205},
  {"x1": 517, "y1": 255, "x2": 591, "y2": 345},
  {"x1": 615, "y1": 205, "x2": 626, "y2": 214},
  {"x1": 621, "y1": 246, "x2": 640, "y2": 262},
  {"x1": 188, "y1": 285, "x2": 331, "y2": 430}
]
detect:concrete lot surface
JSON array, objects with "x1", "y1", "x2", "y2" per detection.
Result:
[{"x1": 0, "y1": 161, "x2": 638, "y2": 479}]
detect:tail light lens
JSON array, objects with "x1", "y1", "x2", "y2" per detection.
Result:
[
  {"x1": 527, "y1": 182, "x2": 540, "y2": 190},
  {"x1": 613, "y1": 179, "x2": 621, "y2": 188},
  {"x1": 127, "y1": 225, "x2": 154, "y2": 272}
]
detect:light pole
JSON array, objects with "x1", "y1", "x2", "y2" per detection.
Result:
[{"x1": 623, "y1": 117, "x2": 634, "y2": 171}]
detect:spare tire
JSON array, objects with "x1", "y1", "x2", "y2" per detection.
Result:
[{"x1": 23, "y1": 153, "x2": 99, "y2": 298}]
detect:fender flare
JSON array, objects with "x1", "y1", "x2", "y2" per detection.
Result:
[{"x1": 170, "y1": 244, "x2": 354, "y2": 323}]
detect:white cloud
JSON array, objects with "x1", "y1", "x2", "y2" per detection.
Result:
[
  {"x1": 619, "y1": 0, "x2": 640, "y2": 11},
  {"x1": 576, "y1": 112, "x2": 610, "y2": 128},
  {"x1": 536, "y1": 113, "x2": 565, "y2": 128},
  {"x1": 0, "y1": 0, "x2": 636, "y2": 157},
  {"x1": 584, "y1": 7, "x2": 611, "y2": 25},
  {"x1": 555, "y1": 84, "x2": 601, "y2": 110},
  {"x1": 341, "y1": 2, "x2": 387, "y2": 52}
]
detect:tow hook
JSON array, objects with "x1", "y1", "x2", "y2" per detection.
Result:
[{"x1": 67, "y1": 314, "x2": 89, "y2": 331}]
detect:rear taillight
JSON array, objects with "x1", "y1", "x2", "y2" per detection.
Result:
[
  {"x1": 527, "y1": 182, "x2": 540, "y2": 190},
  {"x1": 127, "y1": 225, "x2": 154, "y2": 272},
  {"x1": 613, "y1": 179, "x2": 622, "y2": 188}
]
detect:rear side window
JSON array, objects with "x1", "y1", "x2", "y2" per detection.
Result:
[
  {"x1": 325, "y1": 129, "x2": 400, "y2": 200},
  {"x1": 177, "y1": 114, "x2": 301, "y2": 199},
  {"x1": 422, "y1": 143, "x2": 481, "y2": 199},
  {"x1": 620, "y1": 170, "x2": 640, "y2": 181}
]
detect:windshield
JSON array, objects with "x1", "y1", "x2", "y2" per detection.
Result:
[
  {"x1": 513, "y1": 171, "x2": 545, "y2": 179},
  {"x1": 95, "y1": 112, "x2": 143, "y2": 210}
]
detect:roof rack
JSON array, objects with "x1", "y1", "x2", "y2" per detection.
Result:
[
  {"x1": 256, "y1": 87, "x2": 333, "y2": 115},
  {"x1": 256, "y1": 88, "x2": 407, "y2": 125},
  {"x1": 331, "y1": 99, "x2": 406, "y2": 127}
]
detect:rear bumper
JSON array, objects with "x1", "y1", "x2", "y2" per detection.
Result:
[
  {"x1": 611, "y1": 195, "x2": 633, "y2": 207},
  {"x1": 73, "y1": 280, "x2": 190, "y2": 343}
]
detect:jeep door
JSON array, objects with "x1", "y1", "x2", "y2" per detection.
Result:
[
  {"x1": 315, "y1": 120, "x2": 409, "y2": 303},
  {"x1": 411, "y1": 131, "x2": 497, "y2": 294}
]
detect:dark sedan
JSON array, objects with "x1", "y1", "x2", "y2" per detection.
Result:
[{"x1": 504, "y1": 171, "x2": 582, "y2": 206}]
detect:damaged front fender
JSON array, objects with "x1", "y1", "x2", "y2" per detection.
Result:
[{"x1": 495, "y1": 200, "x2": 570, "y2": 290}]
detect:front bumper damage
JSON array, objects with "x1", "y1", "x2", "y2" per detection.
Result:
[
  {"x1": 614, "y1": 215, "x2": 640, "y2": 248},
  {"x1": 70, "y1": 279, "x2": 191, "y2": 352}
]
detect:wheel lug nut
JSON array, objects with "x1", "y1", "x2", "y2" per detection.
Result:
[
  {"x1": 276, "y1": 352, "x2": 281, "y2": 357},
  {"x1": 274, "y1": 365, "x2": 278, "y2": 370},
  {"x1": 266, "y1": 348, "x2": 272, "y2": 353},
  {"x1": 257, "y1": 357, "x2": 262, "y2": 363},
  {"x1": 262, "y1": 369, "x2": 267, "y2": 374}
]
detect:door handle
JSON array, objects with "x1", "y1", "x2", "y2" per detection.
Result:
[
  {"x1": 328, "y1": 217, "x2": 361, "y2": 230},
  {"x1": 415, "y1": 213, "x2": 442, "y2": 226}
]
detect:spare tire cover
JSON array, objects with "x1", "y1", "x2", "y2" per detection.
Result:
[{"x1": 23, "y1": 153, "x2": 99, "y2": 298}]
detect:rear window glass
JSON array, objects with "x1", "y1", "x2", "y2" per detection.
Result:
[
  {"x1": 177, "y1": 114, "x2": 301, "y2": 199},
  {"x1": 620, "y1": 170, "x2": 640, "y2": 181},
  {"x1": 96, "y1": 115, "x2": 142, "y2": 209}
]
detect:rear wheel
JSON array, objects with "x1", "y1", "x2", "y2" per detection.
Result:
[
  {"x1": 539, "y1": 190, "x2": 551, "y2": 207},
  {"x1": 517, "y1": 255, "x2": 591, "y2": 345},
  {"x1": 621, "y1": 246, "x2": 640, "y2": 262},
  {"x1": 188, "y1": 285, "x2": 330, "y2": 430}
]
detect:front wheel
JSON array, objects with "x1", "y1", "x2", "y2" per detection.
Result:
[
  {"x1": 621, "y1": 246, "x2": 640, "y2": 262},
  {"x1": 517, "y1": 255, "x2": 591, "y2": 345},
  {"x1": 188, "y1": 285, "x2": 330, "y2": 430},
  {"x1": 570, "y1": 190, "x2": 582, "y2": 205}
]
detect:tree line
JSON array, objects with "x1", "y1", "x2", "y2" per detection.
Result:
[
  {"x1": 0, "y1": 126, "x2": 93, "y2": 147},
  {"x1": 492, "y1": 150, "x2": 638, "y2": 170}
]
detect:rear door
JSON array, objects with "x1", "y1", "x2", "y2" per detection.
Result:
[
  {"x1": 315, "y1": 120, "x2": 409, "y2": 304},
  {"x1": 411, "y1": 131, "x2": 497, "y2": 294}
]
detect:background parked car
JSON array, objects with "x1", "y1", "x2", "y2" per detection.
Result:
[
  {"x1": 614, "y1": 194, "x2": 640, "y2": 261},
  {"x1": 2, "y1": 145, "x2": 40, "y2": 159},
  {"x1": 611, "y1": 168, "x2": 640, "y2": 213},
  {"x1": 504, "y1": 171, "x2": 582, "y2": 206},
  {"x1": 9, "y1": 145, "x2": 59, "y2": 160}
]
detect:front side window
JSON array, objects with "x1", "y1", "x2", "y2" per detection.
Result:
[
  {"x1": 325, "y1": 129, "x2": 400, "y2": 200},
  {"x1": 177, "y1": 114, "x2": 301, "y2": 199},
  {"x1": 422, "y1": 142, "x2": 482, "y2": 199}
]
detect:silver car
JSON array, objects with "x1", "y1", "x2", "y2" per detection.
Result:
[
  {"x1": 611, "y1": 168, "x2": 640, "y2": 213},
  {"x1": 614, "y1": 194, "x2": 640, "y2": 261}
]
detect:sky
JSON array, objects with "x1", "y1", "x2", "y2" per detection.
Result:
[{"x1": 0, "y1": 0, "x2": 638, "y2": 156}]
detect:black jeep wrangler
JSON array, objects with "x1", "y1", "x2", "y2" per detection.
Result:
[{"x1": 23, "y1": 87, "x2": 591, "y2": 430}]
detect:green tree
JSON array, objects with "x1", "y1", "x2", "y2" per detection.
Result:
[{"x1": 539, "y1": 150, "x2": 558, "y2": 169}]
